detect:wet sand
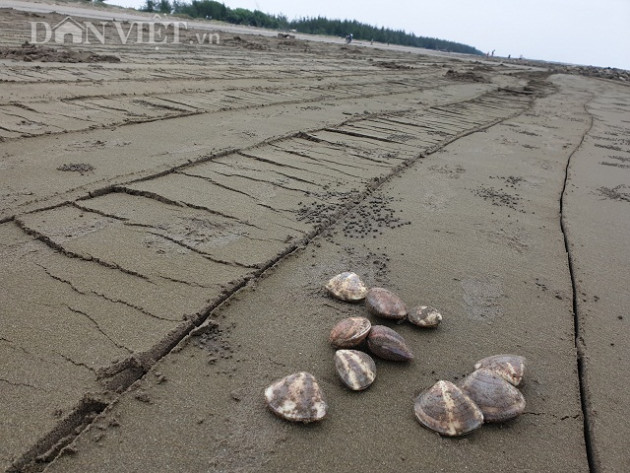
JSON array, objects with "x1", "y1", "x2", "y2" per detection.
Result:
[{"x1": 1, "y1": 3, "x2": 629, "y2": 473}]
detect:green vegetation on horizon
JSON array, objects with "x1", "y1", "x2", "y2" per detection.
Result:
[{"x1": 140, "y1": 0, "x2": 483, "y2": 55}]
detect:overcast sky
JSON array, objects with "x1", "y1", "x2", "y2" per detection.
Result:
[{"x1": 107, "y1": 0, "x2": 630, "y2": 70}]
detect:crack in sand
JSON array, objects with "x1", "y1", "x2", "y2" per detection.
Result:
[
  {"x1": 0, "y1": 124, "x2": 28, "y2": 134},
  {"x1": 70, "y1": 202, "x2": 130, "y2": 222},
  {"x1": 524, "y1": 412, "x2": 581, "y2": 421},
  {"x1": 237, "y1": 150, "x2": 314, "y2": 173},
  {"x1": 35, "y1": 262, "x2": 87, "y2": 296},
  {"x1": 180, "y1": 200, "x2": 263, "y2": 229},
  {"x1": 1, "y1": 337, "x2": 53, "y2": 365},
  {"x1": 65, "y1": 305, "x2": 133, "y2": 354},
  {"x1": 109, "y1": 186, "x2": 185, "y2": 209},
  {"x1": 147, "y1": 231, "x2": 258, "y2": 269},
  {"x1": 559, "y1": 95, "x2": 597, "y2": 473},
  {"x1": 156, "y1": 274, "x2": 214, "y2": 289},
  {"x1": 93, "y1": 292, "x2": 178, "y2": 322},
  {"x1": 271, "y1": 142, "x2": 373, "y2": 172},
  {"x1": 0, "y1": 377, "x2": 49, "y2": 392},
  {"x1": 254, "y1": 148, "x2": 358, "y2": 182},
  {"x1": 111, "y1": 185, "x2": 263, "y2": 230},
  {"x1": 175, "y1": 170, "x2": 283, "y2": 209},
  {"x1": 14, "y1": 218, "x2": 156, "y2": 284},
  {"x1": 56, "y1": 353, "x2": 98, "y2": 375},
  {"x1": 323, "y1": 127, "x2": 416, "y2": 146},
  {"x1": 212, "y1": 169, "x2": 312, "y2": 194},
  {"x1": 346, "y1": 150, "x2": 395, "y2": 166},
  {"x1": 36, "y1": 262, "x2": 176, "y2": 322}
]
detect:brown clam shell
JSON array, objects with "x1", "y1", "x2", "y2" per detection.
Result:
[
  {"x1": 325, "y1": 272, "x2": 368, "y2": 301},
  {"x1": 459, "y1": 369, "x2": 526, "y2": 423},
  {"x1": 334, "y1": 350, "x2": 377, "y2": 391},
  {"x1": 264, "y1": 372, "x2": 327, "y2": 423},
  {"x1": 329, "y1": 317, "x2": 372, "y2": 348},
  {"x1": 365, "y1": 288, "x2": 408, "y2": 320},
  {"x1": 367, "y1": 325, "x2": 413, "y2": 361},
  {"x1": 414, "y1": 380, "x2": 484, "y2": 436},
  {"x1": 474, "y1": 354, "x2": 526, "y2": 386},
  {"x1": 408, "y1": 305, "x2": 443, "y2": 328}
]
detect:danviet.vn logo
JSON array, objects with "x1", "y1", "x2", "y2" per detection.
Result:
[{"x1": 29, "y1": 15, "x2": 220, "y2": 45}]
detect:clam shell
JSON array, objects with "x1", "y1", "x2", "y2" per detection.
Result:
[
  {"x1": 325, "y1": 272, "x2": 368, "y2": 301},
  {"x1": 408, "y1": 305, "x2": 443, "y2": 328},
  {"x1": 367, "y1": 325, "x2": 414, "y2": 361},
  {"x1": 365, "y1": 288, "x2": 408, "y2": 320},
  {"x1": 459, "y1": 369, "x2": 526, "y2": 423},
  {"x1": 264, "y1": 372, "x2": 327, "y2": 423},
  {"x1": 334, "y1": 350, "x2": 376, "y2": 391},
  {"x1": 474, "y1": 354, "x2": 526, "y2": 386},
  {"x1": 329, "y1": 317, "x2": 371, "y2": 348},
  {"x1": 414, "y1": 380, "x2": 484, "y2": 436}
]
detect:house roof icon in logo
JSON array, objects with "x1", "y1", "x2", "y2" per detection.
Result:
[{"x1": 52, "y1": 17, "x2": 84, "y2": 44}]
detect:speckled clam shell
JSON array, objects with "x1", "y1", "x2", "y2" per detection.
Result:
[
  {"x1": 264, "y1": 372, "x2": 327, "y2": 423},
  {"x1": 474, "y1": 354, "x2": 526, "y2": 386},
  {"x1": 334, "y1": 350, "x2": 376, "y2": 391},
  {"x1": 365, "y1": 287, "x2": 408, "y2": 320},
  {"x1": 367, "y1": 325, "x2": 413, "y2": 361},
  {"x1": 325, "y1": 272, "x2": 368, "y2": 301},
  {"x1": 408, "y1": 305, "x2": 443, "y2": 328},
  {"x1": 459, "y1": 369, "x2": 526, "y2": 423},
  {"x1": 329, "y1": 317, "x2": 372, "y2": 348},
  {"x1": 414, "y1": 380, "x2": 484, "y2": 437}
]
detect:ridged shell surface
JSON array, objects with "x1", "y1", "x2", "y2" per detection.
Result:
[
  {"x1": 334, "y1": 350, "x2": 376, "y2": 391},
  {"x1": 459, "y1": 369, "x2": 526, "y2": 422},
  {"x1": 325, "y1": 272, "x2": 368, "y2": 301},
  {"x1": 264, "y1": 372, "x2": 327, "y2": 423},
  {"x1": 408, "y1": 305, "x2": 443, "y2": 328},
  {"x1": 414, "y1": 380, "x2": 484, "y2": 436},
  {"x1": 367, "y1": 325, "x2": 413, "y2": 361},
  {"x1": 329, "y1": 317, "x2": 372, "y2": 348},
  {"x1": 365, "y1": 288, "x2": 408, "y2": 320},
  {"x1": 474, "y1": 354, "x2": 526, "y2": 386}
]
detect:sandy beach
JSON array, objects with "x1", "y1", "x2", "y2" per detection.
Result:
[{"x1": 1, "y1": 2, "x2": 629, "y2": 472}]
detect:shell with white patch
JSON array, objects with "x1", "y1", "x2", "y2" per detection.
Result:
[
  {"x1": 408, "y1": 305, "x2": 443, "y2": 328},
  {"x1": 474, "y1": 354, "x2": 526, "y2": 386},
  {"x1": 414, "y1": 380, "x2": 484, "y2": 436},
  {"x1": 459, "y1": 368, "x2": 526, "y2": 422},
  {"x1": 264, "y1": 372, "x2": 327, "y2": 423},
  {"x1": 325, "y1": 272, "x2": 368, "y2": 301},
  {"x1": 334, "y1": 349, "x2": 376, "y2": 391}
]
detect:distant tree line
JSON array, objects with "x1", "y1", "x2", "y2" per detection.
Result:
[{"x1": 140, "y1": 0, "x2": 483, "y2": 55}]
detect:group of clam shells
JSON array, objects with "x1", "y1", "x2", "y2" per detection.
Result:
[
  {"x1": 327, "y1": 272, "x2": 443, "y2": 329},
  {"x1": 414, "y1": 354, "x2": 526, "y2": 436},
  {"x1": 325, "y1": 272, "x2": 443, "y2": 391},
  {"x1": 264, "y1": 272, "x2": 527, "y2": 436},
  {"x1": 264, "y1": 272, "x2": 441, "y2": 423}
]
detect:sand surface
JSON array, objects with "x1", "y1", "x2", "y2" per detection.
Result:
[{"x1": 1, "y1": 3, "x2": 629, "y2": 473}]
